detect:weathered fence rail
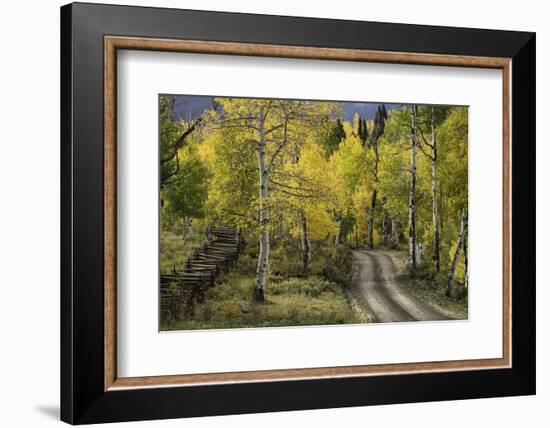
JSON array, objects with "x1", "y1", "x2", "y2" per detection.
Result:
[{"x1": 161, "y1": 226, "x2": 244, "y2": 318}]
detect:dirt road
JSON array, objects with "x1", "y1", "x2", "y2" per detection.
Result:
[{"x1": 352, "y1": 250, "x2": 449, "y2": 323}]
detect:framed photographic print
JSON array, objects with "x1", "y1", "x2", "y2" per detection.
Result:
[{"x1": 61, "y1": 2, "x2": 535, "y2": 424}]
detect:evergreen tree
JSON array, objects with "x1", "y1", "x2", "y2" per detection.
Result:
[{"x1": 320, "y1": 118, "x2": 347, "y2": 156}]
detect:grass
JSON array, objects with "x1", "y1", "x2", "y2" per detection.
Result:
[
  {"x1": 386, "y1": 249, "x2": 468, "y2": 320},
  {"x1": 160, "y1": 230, "x2": 205, "y2": 274},
  {"x1": 161, "y1": 238, "x2": 363, "y2": 331}
]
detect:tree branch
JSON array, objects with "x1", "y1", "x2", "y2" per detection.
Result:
[
  {"x1": 267, "y1": 117, "x2": 290, "y2": 171},
  {"x1": 418, "y1": 127, "x2": 434, "y2": 149},
  {"x1": 417, "y1": 139, "x2": 435, "y2": 161},
  {"x1": 161, "y1": 117, "x2": 202, "y2": 165},
  {"x1": 269, "y1": 178, "x2": 319, "y2": 194},
  {"x1": 161, "y1": 152, "x2": 181, "y2": 186}
]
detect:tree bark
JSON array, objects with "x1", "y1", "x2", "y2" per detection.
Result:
[
  {"x1": 160, "y1": 115, "x2": 203, "y2": 188},
  {"x1": 446, "y1": 210, "x2": 466, "y2": 298},
  {"x1": 334, "y1": 212, "x2": 342, "y2": 246},
  {"x1": 409, "y1": 106, "x2": 418, "y2": 270},
  {"x1": 366, "y1": 132, "x2": 380, "y2": 249},
  {"x1": 462, "y1": 210, "x2": 468, "y2": 289},
  {"x1": 367, "y1": 189, "x2": 377, "y2": 249},
  {"x1": 439, "y1": 181, "x2": 444, "y2": 235},
  {"x1": 391, "y1": 215, "x2": 399, "y2": 248},
  {"x1": 254, "y1": 114, "x2": 269, "y2": 302},
  {"x1": 430, "y1": 108, "x2": 440, "y2": 273},
  {"x1": 299, "y1": 210, "x2": 311, "y2": 271},
  {"x1": 279, "y1": 217, "x2": 286, "y2": 240},
  {"x1": 382, "y1": 208, "x2": 389, "y2": 246}
]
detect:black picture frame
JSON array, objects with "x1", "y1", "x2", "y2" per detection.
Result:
[{"x1": 61, "y1": 2, "x2": 535, "y2": 424}]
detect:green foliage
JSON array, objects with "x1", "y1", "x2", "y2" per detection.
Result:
[
  {"x1": 319, "y1": 118, "x2": 347, "y2": 156},
  {"x1": 202, "y1": 126, "x2": 258, "y2": 230},
  {"x1": 437, "y1": 107, "x2": 468, "y2": 212},
  {"x1": 332, "y1": 133, "x2": 367, "y2": 196},
  {"x1": 161, "y1": 145, "x2": 209, "y2": 222},
  {"x1": 316, "y1": 244, "x2": 354, "y2": 286}
]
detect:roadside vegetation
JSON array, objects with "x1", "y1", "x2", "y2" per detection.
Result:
[
  {"x1": 161, "y1": 238, "x2": 362, "y2": 330},
  {"x1": 386, "y1": 249, "x2": 468, "y2": 320}
]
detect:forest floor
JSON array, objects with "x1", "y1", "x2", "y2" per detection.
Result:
[
  {"x1": 160, "y1": 233, "x2": 467, "y2": 330},
  {"x1": 161, "y1": 239, "x2": 365, "y2": 331}
]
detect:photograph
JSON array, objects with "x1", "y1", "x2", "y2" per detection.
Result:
[
  {"x1": 53, "y1": 1, "x2": 536, "y2": 424},
  {"x1": 159, "y1": 94, "x2": 469, "y2": 331}
]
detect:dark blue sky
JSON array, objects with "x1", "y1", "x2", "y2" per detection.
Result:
[{"x1": 168, "y1": 94, "x2": 400, "y2": 122}]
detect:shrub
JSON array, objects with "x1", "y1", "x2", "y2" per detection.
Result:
[
  {"x1": 313, "y1": 244, "x2": 353, "y2": 287},
  {"x1": 451, "y1": 284, "x2": 468, "y2": 301},
  {"x1": 269, "y1": 242, "x2": 304, "y2": 278},
  {"x1": 270, "y1": 276, "x2": 337, "y2": 297}
]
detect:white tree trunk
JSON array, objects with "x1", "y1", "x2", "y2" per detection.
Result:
[
  {"x1": 254, "y1": 115, "x2": 269, "y2": 302},
  {"x1": 430, "y1": 108, "x2": 440, "y2": 272},
  {"x1": 299, "y1": 210, "x2": 311, "y2": 270},
  {"x1": 415, "y1": 242, "x2": 423, "y2": 266},
  {"x1": 181, "y1": 217, "x2": 193, "y2": 241},
  {"x1": 462, "y1": 210, "x2": 468, "y2": 289},
  {"x1": 446, "y1": 210, "x2": 466, "y2": 298},
  {"x1": 408, "y1": 106, "x2": 418, "y2": 270}
]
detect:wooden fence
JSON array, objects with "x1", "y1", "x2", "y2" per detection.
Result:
[{"x1": 160, "y1": 226, "x2": 244, "y2": 318}]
